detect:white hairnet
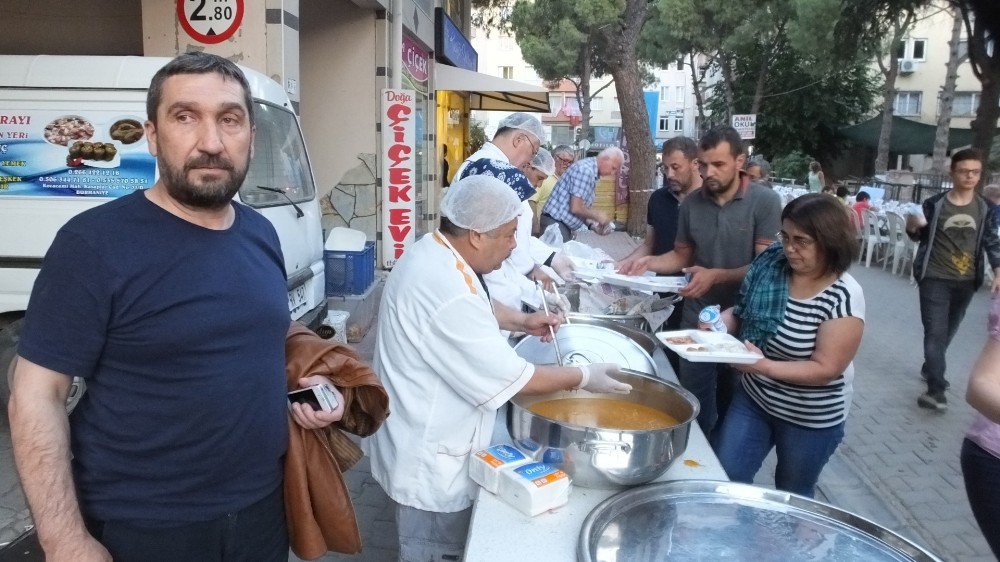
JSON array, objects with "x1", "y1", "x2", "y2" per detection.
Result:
[
  {"x1": 440, "y1": 175, "x2": 522, "y2": 232},
  {"x1": 498, "y1": 112, "x2": 544, "y2": 141},
  {"x1": 530, "y1": 148, "x2": 555, "y2": 177}
]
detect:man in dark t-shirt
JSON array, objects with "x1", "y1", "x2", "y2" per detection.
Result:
[
  {"x1": 907, "y1": 148, "x2": 1000, "y2": 412},
  {"x1": 619, "y1": 137, "x2": 703, "y2": 373},
  {"x1": 8, "y1": 53, "x2": 344, "y2": 562}
]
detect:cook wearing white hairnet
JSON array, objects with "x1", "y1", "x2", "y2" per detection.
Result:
[
  {"x1": 454, "y1": 112, "x2": 544, "y2": 179},
  {"x1": 366, "y1": 174, "x2": 630, "y2": 562}
]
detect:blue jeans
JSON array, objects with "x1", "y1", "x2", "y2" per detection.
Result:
[
  {"x1": 713, "y1": 384, "x2": 845, "y2": 498},
  {"x1": 918, "y1": 278, "x2": 976, "y2": 393},
  {"x1": 961, "y1": 438, "x2": 1000, "y2": 559}
]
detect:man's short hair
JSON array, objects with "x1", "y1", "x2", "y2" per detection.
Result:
[
  {"x1": 662, "y1": 137, "x2": 698, "y2": 161},
  {"x1": 598, "y1": 146, "x2": 624, "y2": 163},
  {"x1": 147, "y1": 52, "x2": 254, "y2": 127},
  {"x1": 552, "y1": 145, "x2": 575, "y2": 159},
  {"x1": 746, "y1": 158, "x2": 771, "y2": 177},
  {"x1": 951, "y1": 147, "x2": 984, "y2": 171},
  {"x1": 856, "y1": 191, "x2": 871, "y2": 202},
  {"x1": 782, "y1": 193, "x2": 859, "y2": 275},
  {"x1": 699, "y1": 126, "x2": 744, "y2": 158},
  {"x1": 984, "y1": 184, "x2": 1000, "y2": 201}
]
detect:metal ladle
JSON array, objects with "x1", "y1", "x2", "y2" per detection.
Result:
[{"x1": 536, "y1": 281, "x2": 564, "y2": 366}]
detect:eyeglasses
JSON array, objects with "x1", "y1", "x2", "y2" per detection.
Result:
[
  {"x1": 522, "y1": 134, "x2": 540, "y2": 157},
  {"x1": 954, "y1": 168, "x2": 982, "y2": 177},
  {"x1": 777, "y1": 231, "x2": 815, "y2": 250},
  {"x1": 557, "y1": 155, "x2": 574, "y2": 166}
]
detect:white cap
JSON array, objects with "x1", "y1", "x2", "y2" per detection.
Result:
[
  {"x1": 440, "y1": 175, "x2": 522, "y2": 232},
  {"x1": 530, "y1": 148, "x2": 555, "y2": 177},
  {"x1": 498, "y1": 112, "x2": 544, "y2": 141}
]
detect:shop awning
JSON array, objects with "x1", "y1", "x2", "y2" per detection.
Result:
[
  {"x1": 435, "y1": 64, "x2": 549, "y2": 112},
  {"x1": 838, "y1": 112, "x2": 974, "y2": 154}
]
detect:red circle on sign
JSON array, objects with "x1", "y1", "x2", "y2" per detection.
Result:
[{"x1": 176, "y1": 0, "x2": 245, "y2": 45}]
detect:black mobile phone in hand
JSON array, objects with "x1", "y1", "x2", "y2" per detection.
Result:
[{"x1": 287, "y1": 384, "x2": 338, "y2": 412}]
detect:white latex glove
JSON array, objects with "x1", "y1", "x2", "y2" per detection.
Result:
[
  {"x1": 542, "y1": 290, "x2": 572, "y2": 315},
  {"x1": 576, "y1": 363, "x2": 632, "y2": 394},
  {"x1": 550, "y1": 252, "x2": 576, "y2": 280}
]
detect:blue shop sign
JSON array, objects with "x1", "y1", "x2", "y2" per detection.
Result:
[{"x1": 435, "y1": 8, "x2": 478, "y2": 72}]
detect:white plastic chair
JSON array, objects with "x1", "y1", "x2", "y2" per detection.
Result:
[
  {"x1": 862, "y1": 209, "x2": 889, "y2": 268},
  {"x1": 885, "y1": 212, "x2": 912, "y2": 275}
]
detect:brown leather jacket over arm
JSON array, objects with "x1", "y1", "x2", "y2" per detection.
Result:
[{"x1": 283, "y1": 322, "x2": 390, "y2": 559}]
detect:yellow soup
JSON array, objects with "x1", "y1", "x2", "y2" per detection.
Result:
[{"x1": 529, "y1": 398, "x2": 679, "y2": 430}]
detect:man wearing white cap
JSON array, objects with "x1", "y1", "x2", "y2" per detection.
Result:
[
  {"x1": 365, "y1": 175, "x2": 630, "y2": 561},
  {"x1": 455, "y1": 112, "x2": 545, "y2": 178}
]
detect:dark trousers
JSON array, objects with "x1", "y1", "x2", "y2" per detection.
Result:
[
  {"x1": 83, "y1": 486, "x2": 287, "y2": 562},
  {"x1": 539, "y1": 214, "x2": 573, "y2": 242},
  {"x1": 677, "y1": 358, "x2": 737, "y2": 439},
  {"x1": 962, "y1": 438, "x2": 1000, "y2": 559},
  {"x1": 918, "y1": 278, "x2": 976, "y2": 393}
]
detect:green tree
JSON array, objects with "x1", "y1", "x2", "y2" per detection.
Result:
[
  {"x1": 958, "y1": 0, "x2": 1000, "y2": 174},
  {"x1": 509, "y1": 0, "x2": 618, "y2": 142}
]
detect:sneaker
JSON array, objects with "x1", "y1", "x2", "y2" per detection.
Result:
[{"x1": 917, "y1": 391, "x2": 947, "y2": 411}]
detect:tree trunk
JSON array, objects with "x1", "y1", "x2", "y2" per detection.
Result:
[
  {"x1": 971, "y1": 76, "x2": 999, "y2": 187},
  {"x1": 875, "y1": 14, "x2": 913, "y2": 174},
  {"x1": 578, "y1": 41, "x2": 593, "y2": 144},
  {"x1": 689, "y1": 52, "x2": 708, "y2": 136},
  {"x1": 749, "y1": 53, "x2": 770, "y2": 115},
  {"x1": 599, "y1": 0, "x2": 654, "y2": 236},
  {"x1": 932, "y1": 8, "x2": 964, "y2": 175},
  {"x1": 718, "y1": 51, "x2": 736, "y2": 123}
]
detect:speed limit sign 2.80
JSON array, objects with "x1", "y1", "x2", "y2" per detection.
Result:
[{"x1": 177, "y1": 0, "x2": 245, "y2": 44}]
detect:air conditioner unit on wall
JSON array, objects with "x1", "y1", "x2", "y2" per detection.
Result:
[{"x1": 900, "y1": 59, "x2": 917, "y2": 74}]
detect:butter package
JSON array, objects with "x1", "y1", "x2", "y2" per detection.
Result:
[
  {"x1": 497, "y1": 462, "x2": 571, "y2": 517},
  {"x1": 470, "y1": 444, "x2": 531, "y2": 493}
]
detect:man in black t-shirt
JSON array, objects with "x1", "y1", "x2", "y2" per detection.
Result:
[
  {"x1": 618, "y1": 137, "x2": 702, "y2": 373},
  {"x1": 8, "y1": 53, "x2": 343, "y2": 562}
]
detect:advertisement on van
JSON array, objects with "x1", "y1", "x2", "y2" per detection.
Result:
[{"x1": 0, "y1": 110, "x2": 155, "y2": 197}]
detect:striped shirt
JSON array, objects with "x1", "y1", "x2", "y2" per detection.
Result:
[{"x1": 742, "y1": 273, "x2": 865, "y2": 428}]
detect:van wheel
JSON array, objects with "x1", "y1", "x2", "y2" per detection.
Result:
[{"x1": 0, "y1": 318, "x2": 24, "y2": 408}]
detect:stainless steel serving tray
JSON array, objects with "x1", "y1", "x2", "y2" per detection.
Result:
[
  {"x1": 513, "y1": 322, "x2": 657, "y2": 375},
  {"x1": 579, "y1": 480, "x2": 942, "y2": 562}
]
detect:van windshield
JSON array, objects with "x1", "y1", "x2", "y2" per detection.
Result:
[{"x1": 239, "y1": 101, "x2": 316, "y2": 207}]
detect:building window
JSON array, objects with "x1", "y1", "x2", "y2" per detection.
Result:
[
  {"x1": 499, "y1": 66, "x2": 514, "y2": 79},
  {"x1": 676, "y1": 58, "x2": 684, "y2": 71},
  {"x1": 661, "y1": 86, "x2": 669, "y2": 102},
  {"x1": 673, "y1": 116, "x2": 684, "y2": 132},
  {"x1": 894, "y1": 91, "x2": 922, "y2": 116},
  {"x1": 549, "y1": 94, "x2": 563, "y2": 113},
  {"x1": 500, "y1": 35, "x2": 514, "y2": 51},
  {"x1": 911, "y1": 39, "x2": 926, "y2": 60},
  {"x1": 675, "y1": 86, "x2": 684, "y2": 103},
  {"x1": 591, "y1": 97, "x2": 603, "y2": 111},
  {"x1": 952, "y1": 92, "x2": 980, "y2": 117},
  {"x1": 658, "y1": 116, "x2": 670, "y2": 131}
]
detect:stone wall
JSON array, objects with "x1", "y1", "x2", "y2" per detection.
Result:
[{"x1": 321, "y1": 153, "x2": 378, "y2": 240}]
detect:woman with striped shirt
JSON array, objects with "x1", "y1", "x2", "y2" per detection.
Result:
[{"x1": 711, "y1": 194, "x2": 866, "y2": 497}]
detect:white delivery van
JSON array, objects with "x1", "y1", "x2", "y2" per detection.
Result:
[{"x1": 0, "y1": 55, "x2": 328, "y2": 399}]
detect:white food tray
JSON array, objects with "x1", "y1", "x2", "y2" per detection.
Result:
[
  {"x1": 655, "y1": 329, "x2": 763, "y2": 364},
  {"x1": 599, "y1": 273, "x2": 688, "y2": 293}
]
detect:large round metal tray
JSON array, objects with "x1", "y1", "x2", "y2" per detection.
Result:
[
  {"x1": 579, "y1": 480, "x2": 942, "y2": 562},
  {"x1": 513, "y1": 322, "x2": 657, "y2": 375}
]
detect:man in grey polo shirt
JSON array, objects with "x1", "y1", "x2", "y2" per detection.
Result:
[{"x1": 619, "y1": 126, "x2": 782, "y2": 436}]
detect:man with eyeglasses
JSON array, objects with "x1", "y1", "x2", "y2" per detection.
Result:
[
  {"x1": 619, "y1": 126, "x2": 782, "y2": 436},
  {"x1": 906, "y1": 147, "x2": 1000, "y2": 412},
  {"x1": 540, "y1": 147, "x2": 624, "y2": 241},
  {"x1": 529, "y1": 145, "x2": 575, "y2": 235},
  {"x1": 454, "y1": 112, "x2": 544, "y2": 179}
]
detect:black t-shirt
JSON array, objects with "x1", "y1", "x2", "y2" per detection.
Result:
[
  {"x1": 19, "y1": 191, "x2": 290, "y2": 524},
  {"x1": 647, "y1": 187, "x2": 682, "y2": 255}
]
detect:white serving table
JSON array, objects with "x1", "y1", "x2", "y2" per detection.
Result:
[{"x1": 463, "y1": 349, "x2": 728, "y2": 560}]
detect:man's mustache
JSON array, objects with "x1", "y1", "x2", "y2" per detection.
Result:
[{"x1": 185, "y1": 155, "x2": 234, "y2": 172}]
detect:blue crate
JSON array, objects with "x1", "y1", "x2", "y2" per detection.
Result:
[{"x1": 324, "y1": 241, "x2": 375, "y2": 296}]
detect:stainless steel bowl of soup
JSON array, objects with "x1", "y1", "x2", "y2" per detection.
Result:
[{"x1": 508, "y1": 369, "x2": 700, "y2": 489}]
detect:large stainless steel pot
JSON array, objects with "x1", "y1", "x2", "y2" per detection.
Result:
[
  {"x1": 561, "y1": 284, "x2": 653, "y2": 332},
  {"x1": 580, "y1": 480, "x2": 943, "y2": 561},
  {"x1": 507, "y1": 369, "x2": 699, "y2": 489},
  {"x1": 513, "y1": 321, "x2": 658, "y2": 375}
]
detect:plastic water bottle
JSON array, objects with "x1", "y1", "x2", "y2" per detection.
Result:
[{"x1": 699, "y1": 305, "x2": 727, "y2": 332}]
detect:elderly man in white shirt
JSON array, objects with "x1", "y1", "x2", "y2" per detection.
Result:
[{"x1": 365, "y1": 175, "x2": 630, "y2": 561}]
